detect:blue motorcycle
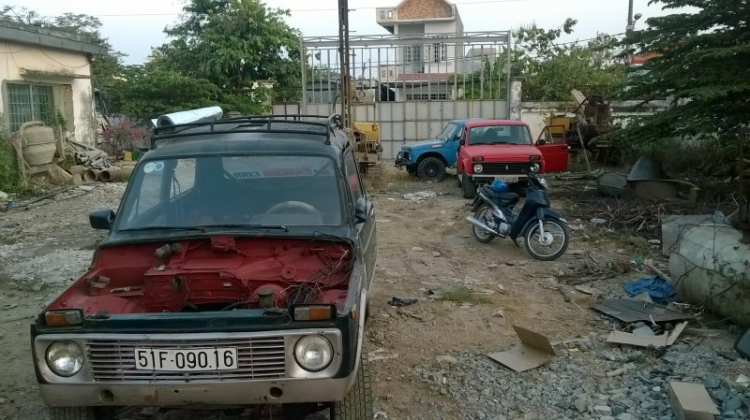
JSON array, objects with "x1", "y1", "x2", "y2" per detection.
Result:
[{"x1": 466, "y1": 169, "x2": 570, "y2": 261}]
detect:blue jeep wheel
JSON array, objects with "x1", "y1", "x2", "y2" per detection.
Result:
[{"x1": 417, "y1": 157, "x2": 446, "y2": 182}]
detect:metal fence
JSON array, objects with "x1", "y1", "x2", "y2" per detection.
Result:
[{"x1": 274, "y1": 32, "x2": 513, "y2": 159}]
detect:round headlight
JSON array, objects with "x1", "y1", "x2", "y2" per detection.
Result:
[
  {"x1": 294, "y1": 336, "x2": 333, "y2": 372},
  {"x1": 473, "y1": 164, "x2": 483, "y2": 173},
  {"x1": 46, "y1": 341, "x2": 83, "y2": 377},
  {"x1": 531, "y1": 163, "x2": 541, "y2": 172}
]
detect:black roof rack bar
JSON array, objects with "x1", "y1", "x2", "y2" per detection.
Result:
[{"x1": 150, "y1": 114, "x2": 344, "y2": 149}]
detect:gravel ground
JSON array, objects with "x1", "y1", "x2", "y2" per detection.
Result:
[{"x1": 415, "y1": 331, "x2": 750, "y2": 420}]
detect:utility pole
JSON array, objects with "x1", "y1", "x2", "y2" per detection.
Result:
[
  {"x1": 626, "y1": 0, "x2": 635, "y2": 34},
  {"x1": 338, "y1": 0, "x2": 352, "y2": 129}
]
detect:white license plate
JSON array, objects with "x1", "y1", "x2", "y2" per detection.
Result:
[
  {"x1": 134, "y1": 347, "x2": 238, "y2": 371},
  {"x1": 496, "y1": 176, "x2": 519, "y2": 183}
]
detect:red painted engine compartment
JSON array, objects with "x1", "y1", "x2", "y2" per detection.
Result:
[{"x1": 48, "y1": 237, "x2": 353, "y2": 315}]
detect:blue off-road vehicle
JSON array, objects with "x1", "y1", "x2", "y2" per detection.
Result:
[{"x1": 394, "y1": 119, "x2": 474, "y2": 182}]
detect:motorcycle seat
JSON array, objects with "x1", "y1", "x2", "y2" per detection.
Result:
[{"x1": 481, "y1": 184, "x2": 519, "y2": 205}]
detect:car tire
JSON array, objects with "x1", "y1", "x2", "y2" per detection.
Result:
[
  {"x1": 417, "y1": 157, "x2": 446, "y2": 182},
  {"x1": 330, "y1": 344, "x2": 374, "y2": 420},
  {"x1": 461, "y1": 177, "x2": 476, "y2": 199},
  {"x1": 50, "y1": 407, "x2": 113, "y2": 420}
]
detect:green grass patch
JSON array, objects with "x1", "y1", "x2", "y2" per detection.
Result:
[{"x1": 437, "y1": 286, "x2": 491, "y2": 304}]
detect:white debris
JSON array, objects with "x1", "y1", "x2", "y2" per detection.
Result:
[{"x1": 403, "y1": 191, "x2": 436, "y2": 202}]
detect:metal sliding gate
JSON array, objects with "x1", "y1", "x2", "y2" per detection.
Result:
[{"x1": 274, "y1": 31, "x2": 512, "y2": 159}]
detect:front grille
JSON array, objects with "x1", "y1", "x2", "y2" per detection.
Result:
[
  {"x1": 481, "y1": 162, "x2": 530, "y2": 175},
  {"x1": 86, "y1": 336, "x2": 286, "y2": 382}
]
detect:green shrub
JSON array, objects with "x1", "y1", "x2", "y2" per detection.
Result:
[{"x1": 0, "y1": 131, "x2": 19, "y2": 192}]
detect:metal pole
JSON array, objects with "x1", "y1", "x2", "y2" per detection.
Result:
[
  {"x1": 626, "y1": 0, "x2": 634, "y2": 34},
  {"x1": 338, "y1": 0, "x2": 349, "y2": 127},
  {"x1": 300, "y1": 37, "x2": 307, "y2": 114},
  {"x1": 506, "y1": 32, "x2": 512, "y2": 119}
]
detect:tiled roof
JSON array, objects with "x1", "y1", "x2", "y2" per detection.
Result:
[{"x1": 397, "y1": 0, "x2": 453, "y2": 20}]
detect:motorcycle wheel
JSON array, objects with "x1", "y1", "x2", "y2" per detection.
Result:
[
  {"x1": 524, "y1": 218, "x2": 569, "y2": 261},
  {"x1": 472, "y1": 205, "x2": 496, "y2": 244}
]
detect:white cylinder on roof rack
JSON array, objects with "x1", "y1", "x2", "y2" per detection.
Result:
[{"x1": 151, "y1": 106, "x2": 224, "y2": 128}]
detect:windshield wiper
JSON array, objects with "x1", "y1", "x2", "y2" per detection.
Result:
[
  {"x1": 198, "y1": 224, "x2": 290, "y2": 232},
  {"x1": 119, "y1": 226, "x2": 208, "y2": 232}
]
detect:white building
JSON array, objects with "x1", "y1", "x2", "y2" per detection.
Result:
[{"x1": 0, "y1": 20, "x2": 107, "y2": 145}]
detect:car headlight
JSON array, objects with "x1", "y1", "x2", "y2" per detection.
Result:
[
  {"x1": 473, "y1": 164, "x2": 483, "y2": 173},
  {"x1": 531, "y1": 163, "x2": 541, "y2": 172},
  {"x1": 294, "y1": 336, "x2": 333, "y2": 372},
  {"x1": 46, "y1": 341, "x2": 84, "y2": 377}
]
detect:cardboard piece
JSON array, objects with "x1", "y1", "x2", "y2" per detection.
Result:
[
  {"x1": 607, "y1": 321, "x2": 689, "y2": 348},
  {"x1": 607, "y1": 330, "x2": 669, "y2": 348},
  {"x1": 668, "y1": 381, "x2": 720, "y2": 420},
  {"x1": 487, "y1": 325, "x2": 555, "y2": 372}
]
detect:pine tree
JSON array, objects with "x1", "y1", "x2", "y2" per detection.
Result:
[{"x1": 615, "y1": 0, "x2": 750, "y2": 151}]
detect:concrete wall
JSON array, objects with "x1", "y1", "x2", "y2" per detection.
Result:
[{"x1": 0, "y1": 40, "x2": 96, "y2": 145}]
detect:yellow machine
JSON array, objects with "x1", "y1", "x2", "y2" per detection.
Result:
[{"x1": 543, "y1": 90, "x2": 618, "y2": 164}]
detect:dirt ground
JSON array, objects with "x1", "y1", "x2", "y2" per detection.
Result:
[{"x1": 0, "y1": 165, "x2": 741, "y2": 420}]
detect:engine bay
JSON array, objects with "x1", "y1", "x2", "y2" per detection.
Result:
[{"x1": 48, "y1": 237, "x2": 353, "y2": 316}]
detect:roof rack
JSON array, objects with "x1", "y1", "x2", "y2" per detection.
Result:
[{"x1": 150, "y1": 113, "x2": 345, "y2": 149}]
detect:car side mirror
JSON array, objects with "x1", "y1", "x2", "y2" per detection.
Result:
[
  {"x1": 536, "y1": 139, "x2": 547, "y2": 146},
  {"x1": 90, "y1": 209, "x2": 116, "y2": 230},
  {"x1": 355, "y1": 197, "x2": 368, "y2": 224}
]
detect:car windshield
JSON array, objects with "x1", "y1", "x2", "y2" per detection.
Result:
[
  {"x1": 436, "y1": 123, "x2": 458, "y2": 141},
  {"x1": 469, "y1": 125, "x2": 532, "y2": 145},
  {"x1": 116, "y1": 155, "x2": 343, "y2": 231}
]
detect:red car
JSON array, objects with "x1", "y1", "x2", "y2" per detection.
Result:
[{"x1": 456, "y1": 119, "x2": 568, "y2": 198}]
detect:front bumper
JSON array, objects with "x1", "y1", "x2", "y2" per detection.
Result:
[
  {"x1": 464, "y1": 174, "x2": 528, "y2": 184},
  {"x1": 36, "y1": 329, "x2": 351, "y2": 407},
  {"x1": 39, "y1": 375, "x2": 356, "y2": 406},
  {"x1": 395, "y1": 151, "x2": 411, "y2": 168}
]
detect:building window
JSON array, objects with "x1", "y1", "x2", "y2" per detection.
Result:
[
  {"x1": 433, "y1": 43, "x2": 447, "y2": 62},
  {"x1": 7, "y1": 83, "x2": 54, "y2": 131}
]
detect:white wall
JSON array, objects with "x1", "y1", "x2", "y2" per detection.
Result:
[
  {"x1": 0, "y1": 40, "x2": 96, "y2": 145},
  {"x1": 424, "y1": 21, "x2": 457, "y2": 34}
]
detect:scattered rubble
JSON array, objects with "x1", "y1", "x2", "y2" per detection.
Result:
[
  {"x1": 415, "y1": 337, "x2": 749, "y2": 420},
  {"x1": 403, "y1": 191, "x2": 436, "y2": 202}
]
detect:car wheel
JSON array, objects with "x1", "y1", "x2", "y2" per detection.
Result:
[
  {"x1": 50, "y1": 407, "x2": 114, "y2": 420},
  {"x1": 417, "y1": 157, "x2": 446, "y2": 182},
  {"x1": 330, "y1": 344, "x2": 373, "y2": 420},
  {"x1": 461, "y1": 177, "x2": 476, "y2": 199}
]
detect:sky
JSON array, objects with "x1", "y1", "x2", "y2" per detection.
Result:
[{"x1": 8, "y1": 0, "x2": 674, "y2": 64}]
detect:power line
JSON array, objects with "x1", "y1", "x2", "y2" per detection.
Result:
[{"x1": 88, "y1": 0, "x2": 530, "y2": 17}]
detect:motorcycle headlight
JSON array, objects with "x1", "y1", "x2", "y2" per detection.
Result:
[
  {"x1": 473, "y1": 164, "x2": 483, "y2": 173},
  {"x1": 46, "y1": 341, "x2": 84, "y2": 377},
  {"x1": 294, "y1": 336, "x2": 333, "y2": 372},
  {"x1": 530, "y1": 162, "x2": 541, "y2": 173}
]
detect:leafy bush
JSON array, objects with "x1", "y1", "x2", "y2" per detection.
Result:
[
  {"x1": 101, "y1": 120, "x2": 150, "y2": 156},
  {"x1": 0, "y1": 138, "x2": 18, "y2": 192}
]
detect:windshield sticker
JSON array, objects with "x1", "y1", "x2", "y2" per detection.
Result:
[
  {"x1": 153, "y1": 161, "x2": 165, "y2": 172},
  {"x1": 233, "y1": 166, "x2": 332, "y2": 179},
  {"x1": 143, "y1": 162, "x2": 156, "y2": 174}
]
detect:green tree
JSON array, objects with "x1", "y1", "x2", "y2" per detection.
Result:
[
  {"x1": 108, "y1": 65, "x2": 221, "y2": 125},
  {"x1": 158, "y1": 0, "x2": 303, "y2": 102},
  {"x1": 455, "y1": 19, "x2": 626, "y2": 101},
  {"x1": 612, "y1": 0, "x2": 750, "y2": 155}
]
